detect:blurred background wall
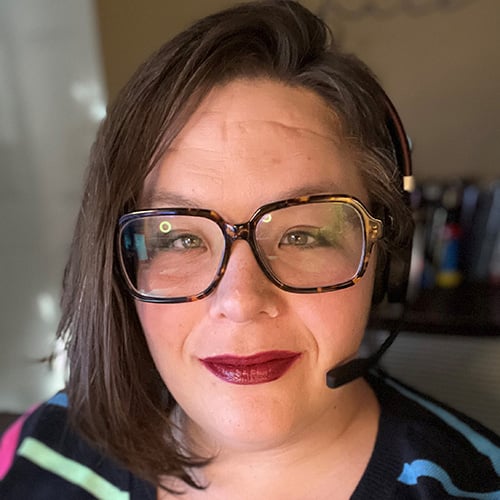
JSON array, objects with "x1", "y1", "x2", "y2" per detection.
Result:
[
  {"x1": 0, "y1": 0, "x2": 105, "y2": 413},
  {"x1": 1, "y1": 0, "x2": 498, "y2": 431},
  {"x1": 95, "y1": 0, "x2": 500, "y2": 181}
]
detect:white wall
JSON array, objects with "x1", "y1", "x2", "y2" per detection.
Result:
[{"x1": 0, "y1": 0, "x2": 106, "y2": 411}]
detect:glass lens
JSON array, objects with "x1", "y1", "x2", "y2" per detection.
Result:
[
  {"x1": 254, "y1": 202, "x2": 365, "y2": 288},
  {"x1": 120, "y1": 215, "x2": 225, "y2": 299}
]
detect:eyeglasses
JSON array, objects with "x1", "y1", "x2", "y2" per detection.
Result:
[{"x1": 117, "y1": 195, "x2": 383, "y2": 303}]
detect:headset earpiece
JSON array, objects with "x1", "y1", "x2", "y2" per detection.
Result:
[
  {"x1": 386, "y1": 236, "x2": 412, "y2": 303},
  {"x1": 372, "y1": 250, "x2": 389, "y2": 305}
]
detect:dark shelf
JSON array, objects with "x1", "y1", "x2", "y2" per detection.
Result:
[{"x1": 369, "y1": 284, "x2": 500, "y2": 336}]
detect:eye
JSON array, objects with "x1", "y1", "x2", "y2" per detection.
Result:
[
  {"x1": 164, "y1": 233, "x2": 204, "y2": 250},
  {"x1": 279, "y1": 228, "x2": 321, "y2": 248},
  {"x1": 146, "y1": 231, "x2": 206, "y2": 253},
  {"x1": 278, "y1": 226, "x2": 342, "y2": 250}
]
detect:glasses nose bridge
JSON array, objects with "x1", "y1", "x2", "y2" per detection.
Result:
[
  {"x1": 225, "y1": 221, "x2": 252, "y2": 243},
  {"x1": 221, "y1": 220, "x2": 269, "y2": 282}
]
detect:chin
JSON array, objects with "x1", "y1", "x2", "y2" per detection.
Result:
[{"x1": 184, "y1": 388, "x2": 309, "y2": 452}]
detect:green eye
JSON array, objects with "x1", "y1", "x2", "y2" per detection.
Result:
[
  {"x1": 278, "y1": 227, "x2": 327, "y2": 248},
  {"x1": 278, "y1": 226, "x2": 341, "y2": 249},
  {"x1": 281, "y1": 230, "x2": 317, "y2": 247},
  {"x1": 165, "y1": 233, "x2": 204, "y2": 250}
]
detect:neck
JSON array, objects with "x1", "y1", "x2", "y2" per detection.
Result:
[{"x1": 167, "y1": 379, "x2": 380, "y2": 498}]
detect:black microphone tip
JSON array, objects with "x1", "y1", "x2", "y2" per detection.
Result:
[{"x1": 326, "y1": 358, "x2": 371, "y2": 389}]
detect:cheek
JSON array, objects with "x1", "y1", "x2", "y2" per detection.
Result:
[
  {"x1": 135, "y1": 301, "x2": 199, "y2": 368},
  {"x1": 135, "y1": 301, "x2": 215, "y2": 401},
  {"x1": 292, "y1": 261, "x2": 376, "y2": 362}
]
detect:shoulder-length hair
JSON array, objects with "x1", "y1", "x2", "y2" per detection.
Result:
[{"x1": 57, "y1": 0, "x2": 413, "y2": 492}]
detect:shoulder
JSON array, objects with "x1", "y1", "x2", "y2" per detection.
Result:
[
  {"x1": 0, "y1": 392, "x2": 153, "y2": 499},
  {"x1": 359, "y1": 370, "x2": 500, "y2": 499}
]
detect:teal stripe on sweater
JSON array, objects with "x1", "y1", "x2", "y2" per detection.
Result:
[{"x1": 17, "y1": 438, "x2": 129, "y2": 500}]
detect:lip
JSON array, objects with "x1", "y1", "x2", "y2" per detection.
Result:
[{"x1": 200, "y1": 351, "x2": 301, "y2": 385}]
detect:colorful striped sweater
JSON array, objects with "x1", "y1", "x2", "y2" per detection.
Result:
[{"x1": 1, "y1": 371, "x2": 499, "y2": 499}]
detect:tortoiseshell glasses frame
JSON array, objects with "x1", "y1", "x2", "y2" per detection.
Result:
[{"x1": 117, "y1": 194, "x2": 384, "y2": 304}]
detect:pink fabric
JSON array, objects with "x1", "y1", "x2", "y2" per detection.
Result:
[{"x1": 0, "y1": 405, "x2": 38, "y2": 480}]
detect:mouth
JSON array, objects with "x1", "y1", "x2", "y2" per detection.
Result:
[{"x1": 199, "y1": 351, "x2": 301, "y2": 385}]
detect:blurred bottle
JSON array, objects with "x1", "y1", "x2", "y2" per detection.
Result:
[
  {"x1": 420, "y1": 182, "x2": 444, "y2": 289},
  {"x1": 468, "y1": 181, "x2": 500, "y2": 283},
  {"x1": 435, "y1": 182, "x2": 463, "y2": 288}
]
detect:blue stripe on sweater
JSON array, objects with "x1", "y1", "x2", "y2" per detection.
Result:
[
  {"x1": 47, "y1": 393, "x2": 68, "y2": 408},
  {"x1": 398, "y1": 460, "x2": 500, "y2": 499},
  {"x1": 385, "y1": 377, "x2": 500, "y2": 475}
]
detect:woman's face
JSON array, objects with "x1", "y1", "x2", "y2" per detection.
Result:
[{"x1": 136, "y1": 79, "x2": 376, "y2": 452}]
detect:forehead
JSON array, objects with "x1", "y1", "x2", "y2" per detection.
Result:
[
  {"x1": 180, "y1": 78, "x2": 339, "y2": 140},
  {"x1": 142, "y1": 79, "x2": 367, "y2": 216}
]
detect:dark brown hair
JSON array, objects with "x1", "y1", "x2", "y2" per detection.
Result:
[{"x1": 57, "y1": 0, "x2": 413, "y2": 491}]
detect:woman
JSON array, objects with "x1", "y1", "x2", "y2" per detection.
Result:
[{"x1": 1, "y1": 1, "x2": 498, "y2": 498}]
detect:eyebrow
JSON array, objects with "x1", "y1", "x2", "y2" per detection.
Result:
[
  {"x1": 144, "y1": 183, "x2": 346, "y2": 208},
  {"x1": 142, "y1": 192, "x2": 200, "y2": 208},
  {"x1": 275, "y1": 183, "x2": 346, "y2": 199}
]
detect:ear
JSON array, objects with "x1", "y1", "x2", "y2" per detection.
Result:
[
  {"x1": 386, "y1": 238, "x2": 412, "y2": 303},
  {"x1": 372, "y1": 250, "x2": 388, "y2": 305}
]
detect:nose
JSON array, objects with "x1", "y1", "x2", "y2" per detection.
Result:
[{"x1": 208, "y1": 241, "x2": 281, "y2": 323}]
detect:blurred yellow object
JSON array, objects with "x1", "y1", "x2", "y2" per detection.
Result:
[{"x1": 436, "y1": 270, "x2": 463, "y2": 288}]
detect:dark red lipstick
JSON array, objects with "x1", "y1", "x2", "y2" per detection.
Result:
[{"x1": 200, "y1": 351, "x2": 301, "y2": 385}]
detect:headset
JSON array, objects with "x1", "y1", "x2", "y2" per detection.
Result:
[
  {"x1": 327, "y1": 93, "x2": 414, "y2": 389},
  {"x1": 372, "y1": 92, "x2": 414, "y2": 305}
]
